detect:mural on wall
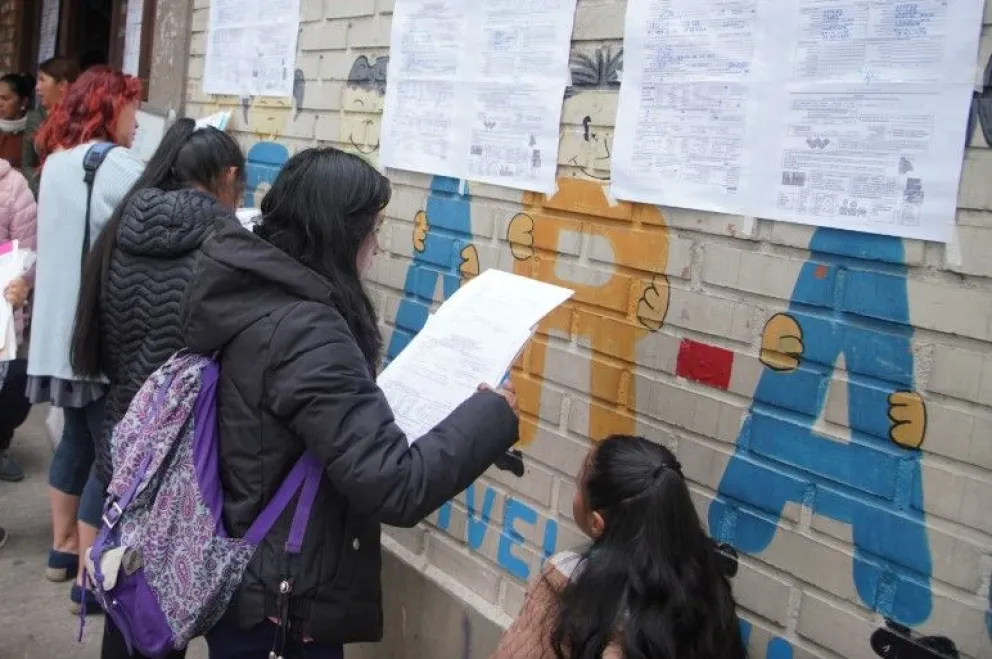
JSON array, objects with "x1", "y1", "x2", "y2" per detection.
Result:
[
  {"x1": 203, "y1": 68, "x2": 305, "y2": 208},
  {"x1": 386, "y1": 176, "x2": 479, "y2": 361},
  {"x1": 967, "y1": 54, "x2": 992, "y2": 147},
  {"x1": 564, "y1": 46, "x2": 622, "y2": 181},
  {"x1": 435, "y1": 482, "x2": 559, "y2": 582},
  {"x1": 506, "y1": 178, "x2": 669, "y2": 445},
  {"x1": 341, "y1": 55, "x2": 389, "y2": 160},
  {"x1": 388, "y1": 175, "x2": 671, "y2": 580},
  {"x1": 707, "y1": 229, "x2": 933, "y2": 629},
  {"x1": 565, "y1": 46, "x2": 623, "y2": 98}
]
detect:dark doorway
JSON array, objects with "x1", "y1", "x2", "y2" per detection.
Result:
[{"x1": 64, "y1": 0, "x2": 114, "y2": 70}]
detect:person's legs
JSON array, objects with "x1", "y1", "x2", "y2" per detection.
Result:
[
  {"x1": 206, "y1": 620, "x2": 343, "y2": 659},
  {"x1": 0, "y1": 359, "x2": 30, "y2": 482},
  {"x1": 73, "y1": 397, "x2": 107, "y2": 612},
  {"x1": 101, "y1": 615, "x2": 188, "y2": 659},
  {"x1": 71, "y1": 467, "x2": 105, "y2": 614},
  {"x1": 47, "y1": 406, "x2": 95, "y2": 581}
]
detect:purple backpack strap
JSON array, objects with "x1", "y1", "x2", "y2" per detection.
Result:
[{"x1": 243, "y1": 451, "x2": 322, "y2": 553}]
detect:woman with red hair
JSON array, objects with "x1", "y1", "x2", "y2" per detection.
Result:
[{"x1": 25, "y1": 66, "x2": 144, "y2": 614}]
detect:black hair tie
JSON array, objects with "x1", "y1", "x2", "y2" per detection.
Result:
[{"x1": 652, "y1": 460, "x2": 685, "y2": 481}]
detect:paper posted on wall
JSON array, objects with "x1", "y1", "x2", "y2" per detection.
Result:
[
  {"x1": 380, "y1": 0, "x2": 578, "y2": 195},
  {"x1": 0, "y1": 241, "x2": 33, "y2": 361},
  {"x1": 202, "y1": 0, "x2": 302, "y2": 97},
  {"x1": 377, "y1": 269, "x2": 574, "y2": 444},
  {"x1": 610, "y1": 0, "x2": 986, "y2": 243}
]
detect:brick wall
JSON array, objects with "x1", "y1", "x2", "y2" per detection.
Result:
[
  {"x1": 185, "y1": 1, "x2": 992, "y2": 657},
  {"x1": 0, "y1": 0, "x2": 18, "y2": 73}
]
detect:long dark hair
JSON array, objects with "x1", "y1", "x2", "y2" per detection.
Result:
[
  {"x1": 254, "y1": 147, "x2": 389, "y2": 370},
  {"x1": 552, "y1": 436, "x2": 747, "y2": 659},
  {"x1": 71, "y1": 118, "x2": 245, "y2": 377}
]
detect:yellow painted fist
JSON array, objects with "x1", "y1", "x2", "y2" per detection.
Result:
[
  {"x1": 888, "y1": 391, "x2": 926, "y2": 449},
  {"x1": 507, "y1": 213, "x2": 535, "y2": 261},
  {"x1": 459, "y1": 245, "x2": 480, "y2": 285},
  {"x1": 636, "y1": 276, "x2": 669, "y2": 332},
  {"x1": 413, "y1": 211, "x2": 430, "y2": 253},
  {"x1": 760, "y1": 313, "x2": 804, "y2": 372}
]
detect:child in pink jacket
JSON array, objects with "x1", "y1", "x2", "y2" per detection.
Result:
[{"x1": 0, "y1": 157, "x2": 36, "y2": 483}]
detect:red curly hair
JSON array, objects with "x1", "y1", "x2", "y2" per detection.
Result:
[{"x1": 35, "y1": 66, "x2": 142, "y2": 165}]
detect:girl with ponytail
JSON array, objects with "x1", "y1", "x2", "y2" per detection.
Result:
[
  {"x1": 69, "y1": 117, "x2": 243, "y2": 656},
  {"x1": 491, "y1": 435, "x2": 748, "y2": 659}
]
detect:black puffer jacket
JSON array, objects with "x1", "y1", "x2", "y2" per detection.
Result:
[
  {"x1": 96, "y1": 187, "x2": 235, "y2": 485},
  {"x1": 181, "y1": 221, "x2": 519, "y2": 644}
]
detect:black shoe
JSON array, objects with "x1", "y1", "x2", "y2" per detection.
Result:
[{"x1": 0, "y1": 452, "x2": 23, "y2": 482}]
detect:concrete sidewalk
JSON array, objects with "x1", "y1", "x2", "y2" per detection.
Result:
[{"x1": 0, "y1": 406, "x2": 207, "y2": 659}]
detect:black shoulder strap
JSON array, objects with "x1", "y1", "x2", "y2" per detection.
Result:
[{"x1": 81, "y1": 142, "x2": 119, "y2": 271}]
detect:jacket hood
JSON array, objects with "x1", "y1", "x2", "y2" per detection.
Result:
[
  {"x1": 118, "y1": 188, "x2": 234, "y2": 258},
  {"x1": 182, "y1": 220, "x2": 337, "y2": 353}
]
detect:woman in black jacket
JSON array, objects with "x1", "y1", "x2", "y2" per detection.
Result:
[
  {"x1": 70, "y1": 118, "x2": 245, "y2": 659},
  {"x1": 180, "y1": 147, "x2": 519, "y2": 659}
]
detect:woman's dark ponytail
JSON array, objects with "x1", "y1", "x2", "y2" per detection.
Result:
[{"x1": 70, "y1": 119, "x2": 245, "y2": 376}]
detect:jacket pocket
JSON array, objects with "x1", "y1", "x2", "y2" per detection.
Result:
[{"x1": 330, "y1": 507, "x2": 379, "y2": 595}]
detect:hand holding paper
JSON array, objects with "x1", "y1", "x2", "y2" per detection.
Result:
[{"x1": 377, "y1": 269, "x2": 573, "y2": 444}]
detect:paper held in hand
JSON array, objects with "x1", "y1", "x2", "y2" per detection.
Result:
[
  {"x1": 0, "y1": 240, "x2": 33, "y2": 361},
  {"x1": 377, "y1": 269, "x2": 574, "y2": 445}
]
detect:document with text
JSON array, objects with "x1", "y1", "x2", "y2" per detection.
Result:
[
  {"x1": 380, "y1": 0, "x2": 577, "y2": 195},
  {"x1": 378, "y1": 269, "x2": 573, "y2": 444},
  {"x1": 610, "y1": 0, "x2": 985, "y2": 242}
]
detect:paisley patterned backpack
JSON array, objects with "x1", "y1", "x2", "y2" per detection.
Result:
[{"x1": 83, "y1": 351, "x2": 322, "y2": 658}]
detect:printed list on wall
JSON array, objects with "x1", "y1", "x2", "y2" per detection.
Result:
[
  {"x1": 202, "y1": 0, "x2": 302, "y2": 97},
  {"x1": 380, "y1": 0, "x2": 577, "y2": 195},
  {"x1": 611, "y1": 0, "x2": 985, "y2": 242}
]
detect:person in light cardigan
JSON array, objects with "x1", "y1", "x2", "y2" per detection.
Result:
[{"x1": 27, "y1": 66, "x2": 144, "y2": 614}]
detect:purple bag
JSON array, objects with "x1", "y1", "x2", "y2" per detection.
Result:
[{"x1": 83, "y1": 352, "x2": 322, "y2": 658}]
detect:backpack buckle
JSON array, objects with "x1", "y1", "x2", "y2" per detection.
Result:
[{"x1": 102, "y1": 502, "x2": 124, "y2": 529}]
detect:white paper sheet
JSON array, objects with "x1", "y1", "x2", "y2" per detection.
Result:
[
  {"x1": 122, "y1": 0, "x2": 144, "y2": 76},
  {"x1": 202, "y1": 0, "x2": 302, "y2": 97},
  {"x1": 0, "y1": 241, "x2": 27, "y2": 361},
  {"x1": 37, "y1": 0, "x2": 59, "y2": 64},
  {"x1": 377, "y1": 269, "x2": 574, "y2": 444},
  {"x1": 611, "y1": 0, "x2": 985, "y2": 243},
  {"x1": 380, "y1": 0, "x2": 577, "y2": 195},
  {"x1": 131, "y1": 108, "x2": 168, "y2": 163},
  {"x1": 195, "y1": 111, "x2": 231, "y2": 132}
]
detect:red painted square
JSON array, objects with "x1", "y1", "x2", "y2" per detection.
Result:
[{"x1": 676, "y1": 340, "x2": 734, "y2": 391}]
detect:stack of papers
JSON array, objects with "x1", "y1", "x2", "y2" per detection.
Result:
[
  {"x1": 195, "y1": 111, "x2": 231, "y2": 132},
  {"x1": 378, "y1": 269, "x2": 574, "y2": 444},
  {"x1": 0, "y1": 241, "x2": 33, "y2": 361}
]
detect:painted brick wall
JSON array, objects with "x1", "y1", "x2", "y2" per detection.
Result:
[{"x1": 185, "y1": 1, "x2": 992, "y2": 657}]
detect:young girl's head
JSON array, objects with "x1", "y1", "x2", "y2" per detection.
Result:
[{"x1": 557, "y1": 435, "x2": 747, "y2": 659}]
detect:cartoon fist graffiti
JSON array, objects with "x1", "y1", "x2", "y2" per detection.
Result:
[
  {"x1": 413, "y1": 210, "x2": 430, "y2": 253},
  {"x1": 507, "y1": 213, "x2": 535, "y2": 260},
  {"x1": 760, "y1": 314, "x2": 804, "y2": 372},
  {"x1": 636, "y1": 275, "x2": 669, "y2": 332},
  {"x1": 888, "y1": 391, "x2": 926, "y2": 449},
  {"x1": 460, "y1": 245, "x2": 480, "y2": 285}
]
